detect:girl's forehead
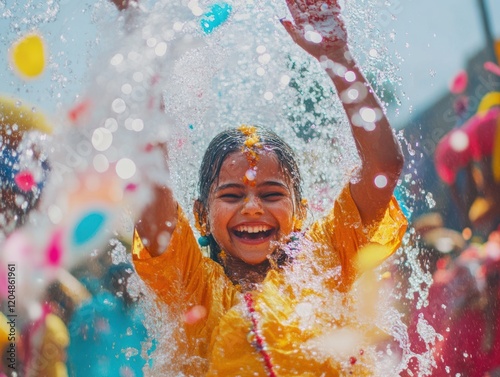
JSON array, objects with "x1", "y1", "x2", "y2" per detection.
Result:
[
  {"x1": 214, "y1": 151, "x2": 290, "y2": 186},
  {"x1": 222, "y1": 151, "x2": 281, "y2": 172}
]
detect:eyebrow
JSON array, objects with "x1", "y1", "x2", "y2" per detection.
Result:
[{"x1": 214, "y1": 181, "x2": 289, "y2": 192}]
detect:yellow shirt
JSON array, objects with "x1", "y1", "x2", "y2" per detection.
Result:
[{"x1": 133, "y1": 185, "x2": 407, "y2": 376}]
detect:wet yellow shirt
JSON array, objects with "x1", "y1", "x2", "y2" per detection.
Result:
[{"x1": 133, "y1": 185, "x2": 407, "y2": 376}]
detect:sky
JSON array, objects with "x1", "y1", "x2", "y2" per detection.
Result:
[
  {"x1": 0, "y1": 0, "x2": 499, "y2": 128},
  {"x1": 386, "y1": 0, "x2": 500, "y2": 127}
]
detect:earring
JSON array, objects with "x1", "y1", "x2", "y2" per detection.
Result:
[
  {"x1": 194, "y1": 210, "x2": 210, "y2": 246},
  {"x1": 198, "y1": 234, "x2": 210, "y2": 247}
]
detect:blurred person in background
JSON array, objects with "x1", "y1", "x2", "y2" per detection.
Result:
[
  {"x1": 435, "y1": 92, "x2": 500, "y2": 237},
  {"x1": 66, "y1": 260, "x2": 153, "y2": 377},
  {"x1": 1, "y1": 95, "x2": 52, "y2": 376}
]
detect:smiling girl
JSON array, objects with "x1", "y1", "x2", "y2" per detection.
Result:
[{"x1": 130, "y1": 0, "x2": 407, "y2": 375}]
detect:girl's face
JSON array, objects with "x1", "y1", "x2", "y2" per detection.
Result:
[{"x1": 207, "y1": 151, "x2": 296, "y2": 265}]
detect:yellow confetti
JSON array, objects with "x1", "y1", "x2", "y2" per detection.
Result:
[{"x1": 10, "y1": 33, "x2": 46, "y2": 79}]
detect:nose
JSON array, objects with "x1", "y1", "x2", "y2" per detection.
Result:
[{"x1": 241, "y1": 194, "x2": 264, "y2": 215}]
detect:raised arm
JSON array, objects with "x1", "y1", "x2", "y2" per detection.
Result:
[
  {"x1": 282, "y1": 0, "x2": 404, "y2": 226},
  {"x1": 134, "y1": 144, "x2": 178, "y2": 257}
]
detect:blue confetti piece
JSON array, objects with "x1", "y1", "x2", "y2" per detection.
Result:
[
  {"x1": 394, "y1": 186, "x2": 413, "y2": 220},
  {"x1": 200, "y1": 3, "x2": 232, "y2": 35},
  {"x1": 73, "y1": 211, "x2": 107, "y2": 246}
]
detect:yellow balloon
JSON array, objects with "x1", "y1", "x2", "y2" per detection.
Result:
[
  {"x1": 10, "y1": 33, "x2": 46, "y2": 79},
  {"x1": 0, "y1": 95, "x2": 52, "y2": 147},
  {"x1": 477, "y1": 92, "x2": 500, "y2": 115}
]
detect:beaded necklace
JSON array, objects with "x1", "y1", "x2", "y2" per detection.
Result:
[{"x1": 244, "y1": 292, "x2": 277, "y2": 377}]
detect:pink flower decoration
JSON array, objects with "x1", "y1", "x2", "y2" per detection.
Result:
[
  {"x1": 450, "y1": 70, "x2": 468, "y2": 94},
  {"x1": 484, "y1": 61, "x2": 500, "y2": 77},
  {"x1": 14, "y1": 170, "x2": 36, "y2": 191}
]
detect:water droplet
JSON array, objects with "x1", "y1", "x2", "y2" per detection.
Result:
[
  {"x1": 92, "y1": 127, "x2": 113, "y2": 151},
  {"x1": 155, "y1": 42, "x2": 167, "y2": 57},
  {"x1": 104, "y1": 118, "x2": 118, "y2": 132},
  {"x1": 256, "y1": 54, "x2": 269, "y2": 66},
  {"x1": 121, "y1": 83, "x2": 132, "y2": 95},
  {"x1": 360, "y1": 107, "x2": 377, "y2": 123},
  {"x1": 111, "y1": 98, "x2": 126, "y2": 114},
  {"x1": 93, "y1": 154, "x2": 109, "y2": 173},
  {"x1": 110, "y1": 53, "x2": 123, "y2": 66},
  {"x1": 425, "y1": 192, "x2": 436, "y2": 208},
  {"x1": 48, "y1": 205, "x2": 63, "y2": 224},
  {"x1": 374, "y1": 174, "x2": 388, "y2": 188},
  {"x1": 449, "y1": 130, "x2": 469, "y2": 152},
  {"x1": 304, "y1": 30, "x2": 322, "y2": 43},
  {"x1": 116, "y1": 158, "x2": 136, "y2": 179},
  {"x1": 245, "y1": 168, "x2": 257, "y2": 181}
]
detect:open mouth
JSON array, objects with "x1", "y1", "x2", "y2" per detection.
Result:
[{"x1": 232, "y1": 225, "x2": 275, "y2": 241}]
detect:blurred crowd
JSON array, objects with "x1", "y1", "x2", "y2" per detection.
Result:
[
  {"x1": 401, "y1": 90, "x2": 500, "y2": 376},
  {"x1": 0, "y1": 99, "x2": 153, "y2": 377}
]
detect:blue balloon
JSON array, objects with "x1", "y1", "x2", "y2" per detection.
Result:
[
  {"x1": 200, "y1": 3, "x2": 232, "y2": 35},
  {"x1": 73, "y1": 211, "x2": 107, "y2": 246}
]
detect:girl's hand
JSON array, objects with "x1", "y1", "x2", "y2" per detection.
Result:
[
  {"x1": 281, "y1": 0, "x2": 348, "y2": 61},
  {"x1": 111, "y1": 0, "x2": 137, "y2": 11}
]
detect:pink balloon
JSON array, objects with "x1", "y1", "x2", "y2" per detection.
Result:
[{"x1": 450, "y1": 70, "x2": 468, "y2": 94}]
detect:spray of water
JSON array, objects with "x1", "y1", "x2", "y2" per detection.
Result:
[{"x1": 0, "y1": 0, "x2": 439, "y2": 375}]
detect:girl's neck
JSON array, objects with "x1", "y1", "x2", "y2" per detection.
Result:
[{"x1": 220, "y1": 252, "x2": 271, "y2": 291}]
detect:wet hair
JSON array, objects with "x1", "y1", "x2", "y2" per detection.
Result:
[{"x1": 196, "y1": 126, "x2": 304, "y2": 262}]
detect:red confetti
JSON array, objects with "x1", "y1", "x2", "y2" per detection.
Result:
[
  {"x1": 349, "y1": 356, "x2": 357, "y2": 365},
  {"x1": 484, "y1": 61, "x2": 500, "y2": 77},
  {"x1": 450, "y1": 70, "x2": 468, "y2": 94},
  {"x1": 68, "y1": 99, "x2": 91, "y2": 124},
  {"x1": 14, "y1": 170, "x2": 36, "y2": 191}
]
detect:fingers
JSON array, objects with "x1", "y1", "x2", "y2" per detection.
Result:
[
  {"x1": 280, "y1": 19, "x2": 307, "y2": 50},
  {"x1": 285, "y1": 0, "x2": 303, "y2": 22}
]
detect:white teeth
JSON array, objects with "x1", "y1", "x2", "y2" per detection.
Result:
[{"x1": 235, "y1": 225, "x2": 271, "y2": 233}]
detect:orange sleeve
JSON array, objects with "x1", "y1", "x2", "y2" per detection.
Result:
[
  {"x1": 132, "y1": 207, "x2": 206, "y2": 304},
  {"x1": 132, "y1": 206, "x2": 238, "y2": 325},
  {"x1": 306, "y1": 184, "x2": 407, "y2": 290}
]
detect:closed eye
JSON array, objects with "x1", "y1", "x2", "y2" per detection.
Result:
[
  {"x1": 218, "y1": 193, "x2": 244, "y2": 201},
  {"x1": 261, "y1": 192, "x2": 286, "y2": 201}
]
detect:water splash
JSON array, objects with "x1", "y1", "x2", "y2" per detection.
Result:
[{"x1": 0, "y1": 0, "x2": 435, "y2": 375}]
